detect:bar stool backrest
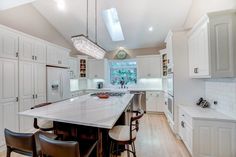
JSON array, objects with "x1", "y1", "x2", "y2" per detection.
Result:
[
  {"x1": 4, "y1": 129, "x2": 37, "y2": 156},
  {"x1": 129, "y1": 109, "x2": 144, "y2": 141},
  {"x1": 39, "y1": 134, "x2": 80, "y2": 157}
]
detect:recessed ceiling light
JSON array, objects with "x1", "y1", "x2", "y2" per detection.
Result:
[
  {"x1": 54, "y1": 0, "x2": 65, "y2": 11},
  {"x1": 102, "y1": 8, "x2": 124, "y2": 42},
  {"x1": 148, "y1": 26, "x2": 153, "y2": 32}
]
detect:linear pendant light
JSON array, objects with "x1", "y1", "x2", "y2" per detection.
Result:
[{"x1": 71, "y1": 0, "x2": 106, "y2": 59}]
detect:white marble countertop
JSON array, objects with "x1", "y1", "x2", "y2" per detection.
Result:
[
  {"x1": 20, "y1": 94, "x2": 134, "y2": 129},
  {"x1": 83, "y1": 88, "x2": 163, "y2": 92},
  {"x1": 179, "y1": 105, "x2": 236, "y2": 123}
]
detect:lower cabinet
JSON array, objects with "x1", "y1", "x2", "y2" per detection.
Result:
[
  {"x1": 146, "y1": 91, "x2": 165, "y2": 112},
  {"x1": 179, "y1": 107, "x2": 236, "y2": 157},
  {"x1": 0, "y1": 102, "x2": 19, "y2": 147}
]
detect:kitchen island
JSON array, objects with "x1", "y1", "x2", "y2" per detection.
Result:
[{"x1": 20, "y1": 93, "x2": 134, "y2": 157}]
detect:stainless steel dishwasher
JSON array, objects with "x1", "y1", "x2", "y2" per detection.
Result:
[{"x1": 129, "y1": 91, "x2": 146, "y2": 113}]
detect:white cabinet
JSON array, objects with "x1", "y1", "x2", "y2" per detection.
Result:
[
  {"x1": 0, "y1": 58, "x2": 18, "y2": 103},
  {"x1": 165, "y1": 32, "x2": 173, "y2": 68},
  {"x1": 0, "y1": 58, "x2": 19, "y2": 146},
  {"x1": 0, "y1": 27, "x2": 19, "y2": 60},
  {"x1": 88, "y1": 59, "x2": 107, "y2": 79},
  {"x1": 179, "y1": 106, "x2": 236, "y2": 157},
  {"x1": 146, "y1": 91, "x2": 164, "y2": 112},
  {"x1": 19, "y1": 36, "x2": 46, "y2": 63},
  {"x1": 0, "y1": 102, "x2": 19, "y2": 146},
  {"x1": 68, "y1": 57, "x2": 78, "y2": 79},
  {"x1": 34, "y1": 40, "x2": 47, "y2": 64},
  {"x1": 19, "y1": 61, "x2": 46, "y2": 132},
  {"x1": 47, "y1": 44, "x2": 69, "y2": 67},
  {"x1": 137, "y1": 55, "x2": 161, "y2": 78},
  {"x1": 188, "y1": 10, "x2": 236, "y2": 78}
]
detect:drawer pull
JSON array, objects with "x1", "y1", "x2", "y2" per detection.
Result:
[{"x1": 181, "y1": 121, "x2": 185, "y2": 128}]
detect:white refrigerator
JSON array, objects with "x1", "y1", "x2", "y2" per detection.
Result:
[{"x1": 47, "y1": 67, "x2": 71, "y2": 103}]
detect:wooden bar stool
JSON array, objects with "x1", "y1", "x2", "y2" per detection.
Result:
[
  {"x1": 38, "y1": 133, "x2": 98, "y2": 157},
  {"x1": 31, "y1": 103, "x2": 54, "y2": 132},
  {"x1": 109, "y1": 109, "x2": 144, "y2": 157},
  {"x1": 4, "y1": 129, "x2": 39, "y2": 157}
]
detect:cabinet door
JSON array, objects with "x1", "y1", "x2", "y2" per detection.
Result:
[
  {"x1": 19, "y1": 61, "x2": 35, "y2": 132},
  {"x1": 137, "y1": 56, "x2": 161, "y2": 78},
  {"x1": 194, "y1": 122, "x2": 215, "y2": 157},
  {"x1": 210, "y1": 16, "x2": 234, "y2": 77},
  {"x1": 0, "y1": 59, "x2": 18, "y2": 103},
  {"x1": 19, "y1": 36, "x2": 35, "y2": 62},
  {"x1": 46, "y1": 45, "x2": 57, "y2": 66},
  {"x1": 146, "y1": 92, "x2": 157, "y2": 112},
  {"x1": 88, "y1": 59, "x2": 105, "y2": 79},
  {"x1": 34, "y1": 41, "x2": 46, "y2": 64},
  {"x1": 215, "y1": 122, "x2": 236, "y2": 157},
  {"x1": 0, "y1": 101, "x2": 19, "y2": 146},
  {"x1": 0, "y1": 29, "x2": 19, "y2": 60},
  {"x1": 188, "y1": 23, "x2": 210, "y2": 78},
  {"x1": 34, "y1": 63, "x2": 46, "y2": 105}
]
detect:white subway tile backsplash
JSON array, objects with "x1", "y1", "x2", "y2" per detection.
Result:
[{"x1": 205, "y1": 79, "x2": 236, "y2": 119}]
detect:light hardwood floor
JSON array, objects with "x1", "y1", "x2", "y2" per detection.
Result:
[{"x1": 0, "y1": 114, "x2": 191, "y2": 157}]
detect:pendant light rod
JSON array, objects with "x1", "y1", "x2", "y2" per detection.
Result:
[
  {"x1": 86, "y1": 0, "x2": 89, "y2": 37},
  {"x1": 95, "y1": 0, "x2": 97, "y2": 43}
]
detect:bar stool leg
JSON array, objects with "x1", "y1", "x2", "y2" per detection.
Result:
[
  {"x1": 131, "y1": 142, "x2": 136, "y2": 157},
  {"x1": 126, "y1": 144, "x2": 130, "y2": 157},
  {"x1": 6, "y1": 147, "x2": 11, "y2": 157}
]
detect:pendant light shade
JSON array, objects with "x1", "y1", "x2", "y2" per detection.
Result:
[
  {"x1": 71, "y1": 35, "x2": 105, "y2": 59},
  {"x1": 72, "y1": 0, "x2": 106, "y2": 59}
]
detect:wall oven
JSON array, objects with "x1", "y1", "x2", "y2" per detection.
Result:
[
  {"x1": 167, "y1": 73, "x2": 174, "y2": 96},
  {"x1": 167, "y1": 93, "x2": 174, "y2": 120}
]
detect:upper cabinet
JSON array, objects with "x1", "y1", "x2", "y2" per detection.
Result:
[
  {"x1": 19, "y1": 36, "x2": 47, "y2": 64},
  {"x1": 88, "y1": 59, "x2": 107, "y2": 79},
  {"x1": 46, "y1": 43, "x2": 70, "y2": 67},
  {"x1": 68, "y1": 57, "x2": 78, "y2": 79},
  {"x1": 137, "y1": 55, "x2": 161, "y2": 78},
  {"x1": 0, "y1": 27, "x2": 19, "y2": 60},
  {"x1": 165, "y1": 32, "x2": 174, "y2": 69},
  {"x1": 188, "y1": 10, "x2": 236, "y2": 78}
]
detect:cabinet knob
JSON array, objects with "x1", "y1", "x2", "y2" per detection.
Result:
[
  {"x1": 58, "y1": 60, "x2": 62, "y2": 64},
  {"x1": 194, "y1": 68, "x2": 198, "y2": 74},
  {"x1": 147, "y1": 74, "x2": 151, "y2": 77},
  {"x1": 32, "y1": 56, "x2": 35, "y2": 60}
]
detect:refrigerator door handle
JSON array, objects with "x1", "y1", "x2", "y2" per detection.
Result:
[
  {"x1": 60, "y1": 74, "x2": 63, "y2": 98},
  {"x1": 61, "y1": 75, "x2": 64, "y2": 98}
]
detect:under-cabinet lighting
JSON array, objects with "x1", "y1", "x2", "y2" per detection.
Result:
[
  {"x1": 0, "y1": 0, "x2": 35, "y2": 10},
  {"x1": 102, "y1": 8, "x2": 124, "y2": 42}
]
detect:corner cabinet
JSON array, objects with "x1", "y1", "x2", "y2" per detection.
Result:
[
  {"x1": 188, "y1": 10, "x2": 236, "y2": 78},
  {"x1": 178, "y1": 106, "x2": 236, "y2": 157},
  {"x1": 137, "y1": 55, "x2": 161, "y2": 78}
]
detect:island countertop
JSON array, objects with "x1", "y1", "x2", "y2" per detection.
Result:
[{"x1": 20, "y1": 94, "x2": 134, "y2": 129}]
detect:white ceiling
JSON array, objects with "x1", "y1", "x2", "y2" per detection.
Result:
[{"x1": 32, "y1": 0, "x2": 192, "y2": 51}]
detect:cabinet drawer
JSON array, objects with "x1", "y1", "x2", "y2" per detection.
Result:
[{"x1": 179, "y1": 108, "x2": 192, "y2": 127}]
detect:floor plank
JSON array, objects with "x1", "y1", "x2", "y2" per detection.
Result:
[{"x1": 0, "y1": 114, "x2": 191, "y2": 157}]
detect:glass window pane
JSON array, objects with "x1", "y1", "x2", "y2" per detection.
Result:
[{"x1": 109, "y1": 60, "x2": 137, "y2": 85}]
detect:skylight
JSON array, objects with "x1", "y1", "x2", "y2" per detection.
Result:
[{"x1": 102, "y1": 8, "x2": 124, "y2": 42}]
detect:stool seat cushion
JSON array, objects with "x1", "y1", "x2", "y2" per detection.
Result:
[{"x1": 109, "y1": 125, "x2": 136, "y2": 142}]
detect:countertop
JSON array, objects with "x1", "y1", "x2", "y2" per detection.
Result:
[
  {"x1": 81, "y1": 88, "x2": 164, "y2": 92},
  {"x1": 179, "y1": 105, "x2": 236, "y2": 123},
  {"x1": 20, "y1": 94, "x2": 134, "y2": 129}
]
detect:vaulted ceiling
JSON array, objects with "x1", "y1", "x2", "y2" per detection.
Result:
[{"x1": 32, "y1": 0, "x2": 192, "y2": 51}]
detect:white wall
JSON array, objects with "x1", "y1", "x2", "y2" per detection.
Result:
[
  {"x1": 184, "y1": 0, "x2": 236, "y2": 28},
  {"x1": 205, "y1": 79, "x2": 236, "y2": 119},
  {"x1": 0, "y1": 4, "x2": 74, "y2": 50}
]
